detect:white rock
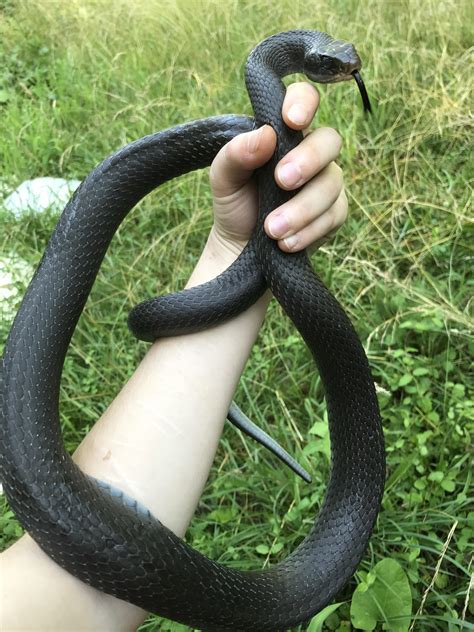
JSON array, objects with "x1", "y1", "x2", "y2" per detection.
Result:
[{"x1": 2, "y1": 177, "x2": 81, "y2": 218}]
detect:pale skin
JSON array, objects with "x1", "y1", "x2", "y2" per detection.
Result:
[{"x1": 0, "y1": 83, "x2": 347, "y2": 631}]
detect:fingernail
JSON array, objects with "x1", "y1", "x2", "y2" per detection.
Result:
[
  {"x1": 247, "y1": 126, "x2": 264, "y2": 153},
  {"x1": 284, "y1": 234, "x2": 299, "y2": 250},
  {"x1": 287, "y1": 104, "x2": 308, "y2": 126},
  {"x1": 278, "y1": 162, "x2": 302, "y2": 187},
  {"x1": 268, "y1": 213, "x2": 290, "y2": 238}
]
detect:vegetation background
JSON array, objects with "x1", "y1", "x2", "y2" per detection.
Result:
[{"x1": 0, "y1": 0, "x2": 472, "y2": 630}]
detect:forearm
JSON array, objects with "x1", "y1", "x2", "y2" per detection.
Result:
[
  {"x1": 0, "y1": 228, "x2": 270, "y2": 631},
  {"x1": 75, "y1": 227, "x2": 269, "y2": 534}
]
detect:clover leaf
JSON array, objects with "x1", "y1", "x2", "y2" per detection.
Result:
[{"x1": 351, "y1": 558, "x2": 412, "y2": 631}]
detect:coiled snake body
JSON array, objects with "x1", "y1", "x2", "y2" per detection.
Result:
[{"x1": 0, "y1": 31, "x2": 385, "y2": 631}]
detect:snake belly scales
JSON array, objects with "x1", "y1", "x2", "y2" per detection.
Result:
[{"x1": 0, "y1": 30, "x2": 385, "y2": 631}]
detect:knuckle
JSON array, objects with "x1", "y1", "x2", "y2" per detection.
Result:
[
  {"x1": 285, "y1": 204, "x2": 305, "y2": 231},
  {"x1": 327, "y1": 162, "x2": 344, "y2": 188},
  {"x1": 340, "y1": 188, "x2": 349, "y2": 211},
  {"x1": 209, "y1": 142, "x2": 230, "y2": 183},
  {"x1": 303, "y1": 137, "x2": 323, "y2": 173},
  {"x1": 330, "y1": 161, "x2": 343, "y2": 176},
  {"x1": 320, "y1": 127, "x2": 343, "y2": 151},
  {"x1": 304, "y1": 130, "x2": 342, "y2": 176}
]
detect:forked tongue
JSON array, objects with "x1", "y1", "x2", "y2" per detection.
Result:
[{"x1": 352, "y1": 71, "x2": 372, "y2": 114}]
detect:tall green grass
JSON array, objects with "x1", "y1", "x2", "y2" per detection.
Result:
[{"x1": 0, "y1": 0, "x2": 472, "y2": 630}]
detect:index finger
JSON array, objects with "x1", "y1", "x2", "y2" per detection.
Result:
[{"x1": 282, "y1": 82, "x2": 320, "y2": 130}]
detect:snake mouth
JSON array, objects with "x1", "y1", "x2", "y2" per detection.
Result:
[{"x1": 352, "y1": 71, "x2": 372, "y2": 114}]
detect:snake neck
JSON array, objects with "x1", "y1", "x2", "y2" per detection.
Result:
[
  {"x1": 244, "y1": 30, "x2": 333, "y2": 127},
  {"x1": 245, "y1": 31, "x2": 304, "y2": 132},
  {"x1": 244, "y1": 32, "x2": 311, "y2": 230}
]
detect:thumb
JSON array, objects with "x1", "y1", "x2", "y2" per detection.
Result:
[{"x1": 209, "y1": 125, "x2": 276, "y2": 199}]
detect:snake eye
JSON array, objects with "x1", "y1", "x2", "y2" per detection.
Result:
[
  {"x1": 323, "y1": 55, "x2": 345, "y2": 74},
  {"x1": 303, "y1": 51, "x2": 333, "y2": 82}
]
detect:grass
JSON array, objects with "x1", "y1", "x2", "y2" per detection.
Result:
[{"x1": 0, "y1": 0, "x2": 472, "y2": 630}]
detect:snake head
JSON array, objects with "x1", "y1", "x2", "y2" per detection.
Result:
[
  {"x1": 303, "y1": 38, "x2": 361, "y2": 83},
  {"x1": 304, "y1": 35, "x2": 372, "y2": 113}
]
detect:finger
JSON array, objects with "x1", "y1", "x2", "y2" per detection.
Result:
[
  {"x1": 282, "y1": 82, "x2": 320, "y2": 129},
  {"x1": 277, "y1": 189, "x2": 348, "y2": 252},
  {"x1": 274, "y1": 127, "x2": 342, "y2": 190},
  {"x1": 265, "y1": 162, "x2": 344, "y2": 240},
  {"x1": 210, "y1": 125, "x2": 276, "y2": 199}
]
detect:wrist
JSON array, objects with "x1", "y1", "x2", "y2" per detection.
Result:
[
  {"x1": 185, "y1": 226, "x2": 249, "y2": 289},
  {"x1": 207, "y1": 225, "x2": 249, "y2": 261}
]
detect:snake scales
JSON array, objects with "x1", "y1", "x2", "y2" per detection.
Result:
[{"x1": 0, "y1": 30, "x2": 385, "y2": 630}]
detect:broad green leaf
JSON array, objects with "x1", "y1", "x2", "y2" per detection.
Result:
[
  {"x1": 351, "y1": 558, "x2": 412, "y2": 631},
  {"x1": 441, "y1": 479, "x2": 456, "y2": 492},
  {"x1": 306, "y1": 602, "x2": 343, "y2": 632},
  {"x1": 413, "y1": 367, "x2": 430, "y2": 376},
  {"x1": 398, "y1": 374, "x2": 413, "y2": 387}
]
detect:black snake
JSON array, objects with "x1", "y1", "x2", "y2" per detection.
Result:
[{"x1": 0, "y1": 30, "x2": 385, "y2": 631}]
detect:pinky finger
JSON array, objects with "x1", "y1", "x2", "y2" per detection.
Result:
[{"x1": 277, "y1": 189, "x2": 348, "y2": 253}]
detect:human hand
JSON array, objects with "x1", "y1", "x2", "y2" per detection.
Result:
[{"x1": 209, "y1": 82, "x2": 348, "y2": 256}]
